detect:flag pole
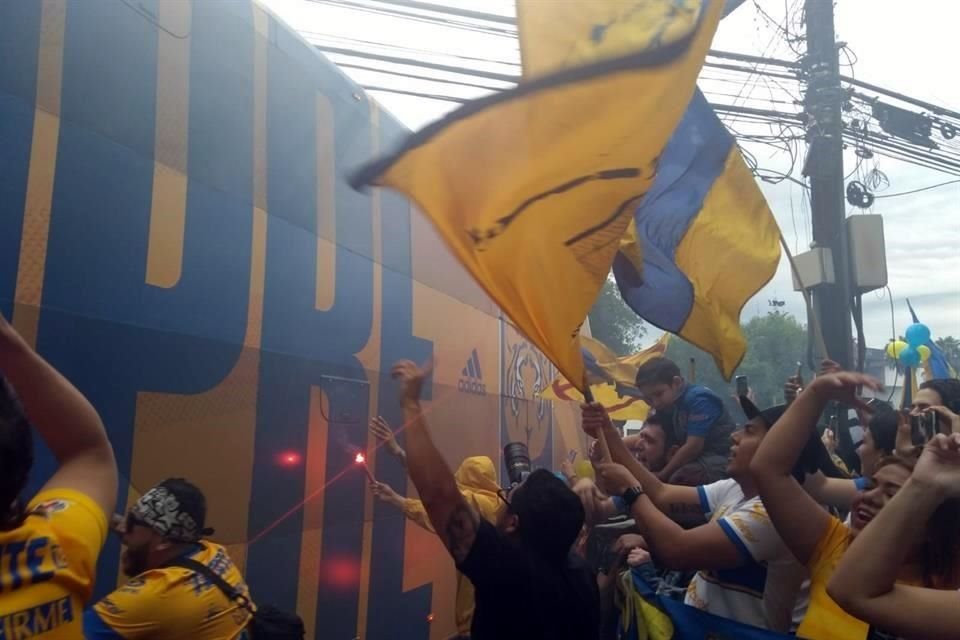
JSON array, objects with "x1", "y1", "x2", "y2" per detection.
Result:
[{"x1": 582, "y1": 371, "x2": 612, "y2": 462}]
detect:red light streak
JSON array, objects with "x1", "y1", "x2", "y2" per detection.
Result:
[{"x1": 248, "y1": 388, "x2": 453, "y2": 545}]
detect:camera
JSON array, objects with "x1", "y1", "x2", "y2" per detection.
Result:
[
  {"x1": 503, "y1": 442, "x2": 531, "y2": 487},
  {"x1": 910, "y1": 412, "x2": 937, "y2": 444}
]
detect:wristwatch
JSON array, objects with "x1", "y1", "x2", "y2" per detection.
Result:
[{"x1": 621, "y1": 486, "x2": 644, "y2": 509}]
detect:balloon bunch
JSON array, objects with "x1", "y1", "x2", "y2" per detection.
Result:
[{"x1": 886, "y1": 323, "x2": 932, "y2": 368}]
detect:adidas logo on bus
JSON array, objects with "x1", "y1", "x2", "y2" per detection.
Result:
[{"x1": 458, "y1": 349, "x2": 487, "y2": 395}]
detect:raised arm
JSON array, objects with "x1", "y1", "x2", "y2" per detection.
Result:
[
  {"x1": 370, "y1": 416, "x2": 407, "y2": 467},
  {"x1": 750, "y1": 372, "x2": 880, "y2": 564},
  {"x1": 391, "y1": 360, "x2": 478, "y2": 564},
  {"x1": 581, "y1": 403, "x2": 702, "y2": 523},
  {"x1": 0, "y1": 312, "x2": 117, "y2": 517},
  {"x1": 802, "y1": 471, "x2": 861, "y2": 510},
  {"x1": 827, "y1": 433, "x2": 960, "y2": 639},
  {"x1": 596, "y1": 462, "x2": 742, "y2": 572}
]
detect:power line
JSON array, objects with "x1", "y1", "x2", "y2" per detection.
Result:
[
  {"x1": 316, "y1": 45, "x2": 518, "y2": 82},
  {"x1": 873, "y1": 178, "x2": 960, "y2": 198},
  {"x1": 337, "y1": 62, "x2": 505, "y2": 91},
  {"x1": 361, "y1": 0, "x2": 514, "y2": 24}
]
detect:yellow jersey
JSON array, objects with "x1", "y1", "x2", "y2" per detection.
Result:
[
  {"x1": 85, "y1": 541, "x2": 251, "y2": 640},
  {"x1": 0, "y1": 488, "x2": 108, "y2": 639}
]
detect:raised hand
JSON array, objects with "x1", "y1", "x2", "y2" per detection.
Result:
[
  {"x1": 911, "y1": 433, "x2": 960, "y2": 498},
  {"x1": 894, "y1": 409, "x2": 918, "y2": 459},
  {"x1": 391, "y1": 359, "x2": 433, "y2": 407},
  {"x1": 627, "y1": 547, "x2": 652, "y2": 568},
  {"x1": 818, "y1": 359, "x2": 842, "y2": 376},
  {"x1": 821, "y1": 428, "x2": 837, "y2": 456},
  {"x1": 580, "y1": 402, "x2": 612, "y2": 438},
  {"x1": 369, "y1": 416, "x2": 403, "y2": 457},
  {"x1": 784, "y1": 375, "x2": 802, "y2": 405},
  {"x1": 595, "y1": 462, "x2": 641, "y2": 497},
  {"x1": 809, "y1": 371, "x2": 883, "y2": 409},
  {"x1": 928, "y1": 405, "x2": 960, "y2": 436},
  {"x1": 370, "y1": 481, "x2": 403, "y2": 506}
]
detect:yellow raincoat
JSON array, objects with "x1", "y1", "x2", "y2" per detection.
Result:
[{"x1": 402, "y1": 456, "x2": 503, "y2": 636}]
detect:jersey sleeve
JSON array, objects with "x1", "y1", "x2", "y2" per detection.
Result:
[
  {"x1": 807, "y1": 516, "x2": 849, "y2": 576},
  {"x1": 696, "y1": 479, "x2": 736, "y2": 518},
  {"x1": 716, "y1": 497, "x2": 783, "y2": 563},
  {"x1": 89, "y1": 574, "x2": 171, "y2": 639},
  {"x1": 27, "y1": 488, "x2": 108, "y2": 601},
  {"x1": 684, "y1": 392, "x2": 723, "y2": 438}
]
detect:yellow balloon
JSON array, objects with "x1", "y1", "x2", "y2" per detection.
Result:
[
  {"x1": 886, "y1": 340, "x2": 908, "y2": 359},
  {"x1": 918, "y1": 345, "x2": 931, "y2": 362},
  {"x1": 573, "y1": 460, "x2": 595, "y2": 481}
]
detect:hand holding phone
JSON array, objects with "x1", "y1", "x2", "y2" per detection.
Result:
[{"x1": 735, "y1": 375, "x2": 749, "y2": 397}]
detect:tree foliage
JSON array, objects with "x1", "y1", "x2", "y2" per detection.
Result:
[{"x1": 587, "y1": 278, "x2": 646, "y2": 356}]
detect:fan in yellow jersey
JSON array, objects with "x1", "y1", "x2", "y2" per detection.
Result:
[
  {"x1": 83, "y1": 478, "x2": 253, "y2": 639},
  {"x1": 0, "y1": 311, "x2": 118, "y2": 639}
]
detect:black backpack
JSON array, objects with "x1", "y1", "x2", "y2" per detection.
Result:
[{"x1": 166, "y1": 557, "x2": 305, "y2": 640}]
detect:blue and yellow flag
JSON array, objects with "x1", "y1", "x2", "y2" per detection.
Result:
[
  {"x1": 613, "y1": 89, "x2": 781, "y2": 379},
  {"x1": 617, "y1": 570, "x2": 794, "y2": 640},
  {"x1": 542, "y1": 334, "x2": 670, "y2": 421},
  {"x1": 352, "y1": 0, "x2": 724, "y2": 390}
]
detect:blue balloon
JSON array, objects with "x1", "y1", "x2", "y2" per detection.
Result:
[
  {"x1": 905, "y1": 323, "x2": 931, "y2": 347},
  {"x1": 899, "y1": 345, "x2": 921, "y2": 368}
]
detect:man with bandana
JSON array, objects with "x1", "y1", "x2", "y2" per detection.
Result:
[{"x1": 83, "y1": 478, "x2": 253, "y2": 639}]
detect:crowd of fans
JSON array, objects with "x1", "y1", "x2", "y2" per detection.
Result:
[{"x1": 3, "y1": 302, "x2": 960, "y2": 639}]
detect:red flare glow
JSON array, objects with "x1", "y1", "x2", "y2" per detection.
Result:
[
  {"x1": 354, "y1": 452, "x2": 365, "y2": 464},
  {"x1": 278, "y1": 451, "x2": 302, "y2": 466}
]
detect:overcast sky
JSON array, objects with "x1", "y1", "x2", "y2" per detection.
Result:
[{"x1": 262, "y1": 0, "x2": 960, "y2": 349}]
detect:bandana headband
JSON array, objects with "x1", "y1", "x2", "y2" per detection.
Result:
[{"x1": 130, "y1": 486, "x2": 212, "y2": 542}]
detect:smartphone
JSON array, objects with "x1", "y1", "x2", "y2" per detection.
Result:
[
  {"x1": 911, "y1": 412, "x2": 937, "y2": 444},
  {"x1": 735, "y1": 375, "x2": 749, "y2": 397},
  {"x1": 795, "y1": 361, "x2": 803, "y2": 385}
]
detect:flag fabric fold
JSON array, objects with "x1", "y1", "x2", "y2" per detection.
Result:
[
  {"x1": 351, "y1": 0, "x2": 724, "y2": 390},
  {"x1": 613, "y1": 89, "x2": 781, "y2": 380},
  {"x1": 542, "y1": 334, "x2": 670, "y2": 421},
  {"x1": 617, "y1": 570, "x2": 794, "y2": 640}
]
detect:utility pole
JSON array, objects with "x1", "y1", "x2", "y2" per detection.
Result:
[
  {"x1": 802, "y1": 0, "x2": 855, "y2": 463},
  {"x1": 803, "y1": 0, "x2": 853, "y2": 370}
]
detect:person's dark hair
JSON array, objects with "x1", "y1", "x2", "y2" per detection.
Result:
[
  {"x1": 919, "y1": 378, "x2": 960, "y2": 411},
  {"x1": 0, "y1": 376, "x2": 32, "y2": 531},
  {"x1": 158, "y1": 477, "x2": 208, "y2": 538},
  {"x1": 644, "y1": 410, "x2": 680, "y2": 449},
  {"x1": 509, "y1": 469, "x2": 584, "y2": 560},
  {"x1": 866, "y1": 404, "x2": 898, "y2": 456},
  {"x1": 634, "y1": 357, "x2": 682, "y2": 388},
  {"x1": 874, "y1": 456, "x2": 960, "y2": 588}
]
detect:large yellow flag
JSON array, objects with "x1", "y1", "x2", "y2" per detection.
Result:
[
  {"x1": 542, "y1": 334, "x2": 670, "y2": 420},
  {"x1": 352, "y1": 0, "x2": 724, "y2": 390}
]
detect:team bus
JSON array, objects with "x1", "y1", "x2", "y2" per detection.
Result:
[{"x1": 0, "y1": 1, "x2": 584, "y2": 637}]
